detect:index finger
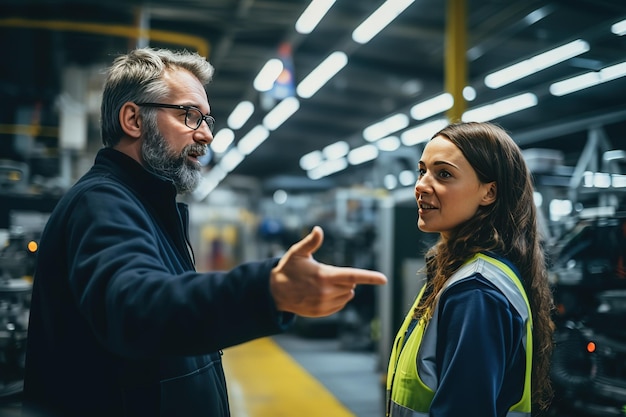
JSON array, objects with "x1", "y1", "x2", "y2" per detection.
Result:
[{"x1": 326, "y1": 266, "x2": 388, "y2": 285}]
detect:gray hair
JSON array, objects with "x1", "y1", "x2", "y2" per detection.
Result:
[{"x1": 100, "y1": 48, "x2": 215, "y2": 147}]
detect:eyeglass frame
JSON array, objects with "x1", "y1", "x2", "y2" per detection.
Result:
[{"x1": 134, "y1": 102, "x2": 215, "y2": 132}]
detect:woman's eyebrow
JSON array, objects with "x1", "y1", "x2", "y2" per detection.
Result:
[{"x1": 432, "y1": 160, "x2": 459, "y2": 169}]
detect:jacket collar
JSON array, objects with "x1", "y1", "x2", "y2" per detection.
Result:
[{"x1": 93, "y1": 147, "x2": 179, "y2": 209}]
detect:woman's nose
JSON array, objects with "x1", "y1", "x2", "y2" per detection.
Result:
[{"x1": 415, "y1": 172, "x2": 429, "y2": 193}]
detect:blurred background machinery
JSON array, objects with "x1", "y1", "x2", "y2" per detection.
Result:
[
  {"x1": 548, "y1": 213, "x2": 626, "y2": 417},
  {"x1": 0, "y1": 228, "x2": 38, "y2": 399},
  {"x1": 0, "y1": 0, "x2": 625, "y2": 415},
  {"x1": 0, "y1": 161, "x2": 57, "y2": 401}
]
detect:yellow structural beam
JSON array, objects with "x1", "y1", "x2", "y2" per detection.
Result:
[
  {"x1": 0, "y1": 17, "x2": 210, "y2": 57},
  {"x1": 445, "y1": 0, "x2": 467, "y2": 122},
  {"x1": 0, "y1": 124, "x2": 59, "y2": 138}
]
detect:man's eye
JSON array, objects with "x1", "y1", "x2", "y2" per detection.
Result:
[{"x1": 187, "y1": 111, "x2": 201, "y2": 123}]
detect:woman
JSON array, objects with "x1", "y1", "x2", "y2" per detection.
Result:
[{"x1": 386, "y1": 122, "x2": 554, "y2": 416}]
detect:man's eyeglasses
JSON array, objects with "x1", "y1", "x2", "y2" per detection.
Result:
[{"x1": 135, "y1": 103, "x2": 215, "y2": 132}]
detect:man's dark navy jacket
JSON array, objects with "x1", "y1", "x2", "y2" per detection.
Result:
[{"x1": 23, "y1": 148, "x2": 292, "y2": 417}]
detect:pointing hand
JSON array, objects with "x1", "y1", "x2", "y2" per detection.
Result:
[{"x1": 270, "y1": 226, "x2": 387, "y2": 317}]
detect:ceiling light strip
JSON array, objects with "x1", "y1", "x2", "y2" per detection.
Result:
[
  {"x1": 295, "y1": 0, "x2": 337, "y2": 34},
  {"x1": 296, "y1": 51, "x2": 348, "y2": 98},
  {"x1": 462, "y1": 93, "x2": 538, "y2": 122},
  {"x1": 549, "y1": 61, "x2": 626, "y2": 96},
  {"x1": 263, "y1": 97, "x2": 300, "y2": 131},
  {"x1": 352, "y1": 0, "x2": 416, "y2": 44},
  {"x1": 484, "y1": 39, "x2": 590, "y2": 89}
]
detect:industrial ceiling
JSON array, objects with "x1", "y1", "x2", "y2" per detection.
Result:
[{"x1": 1, "y1": 0, "x2": 625, "y2": 196}]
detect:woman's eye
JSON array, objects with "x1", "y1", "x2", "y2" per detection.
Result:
[
  {"x1": 417, "y1": 168, "x2": 426, "y2": 177},
  {"x1": 438, "y1": 170, "x2": 451, "y2": 178}
]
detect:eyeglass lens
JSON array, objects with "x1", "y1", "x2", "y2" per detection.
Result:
[{"x1": 185, "y1": 108, "x2": 214, "y2": 132}]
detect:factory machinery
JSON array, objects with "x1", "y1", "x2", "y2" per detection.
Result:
[
  {"x1": 0, "y1": 228, "x2": 36, "y2": 399},
  {"x1": 548, "y1": 212, "x2": 626, "y2": 417},
  {"x1": 542, "y1": 133, "x2": 626, "y2": 416}
]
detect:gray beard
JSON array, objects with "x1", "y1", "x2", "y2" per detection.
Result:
[{"x1": 141, "y1": 126, "x2": 205, "y2": 195}]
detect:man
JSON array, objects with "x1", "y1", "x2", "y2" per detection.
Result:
[{"x1": 22, "y1": 48, "x2": 386, "y2": 417}]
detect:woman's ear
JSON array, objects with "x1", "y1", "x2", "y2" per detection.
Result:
[
  {"x1": 480, "y1": 181, "x2": 497, "y2": 206},
  {"x1": 119, "y1": 102, "x2": 142, "y2": 139}
]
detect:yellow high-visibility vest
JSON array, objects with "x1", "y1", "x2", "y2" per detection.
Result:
[{"x1": 386, "y1": 253, "x2": 533, "y2": 417}]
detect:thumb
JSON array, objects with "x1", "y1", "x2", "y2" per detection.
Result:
[{"x1": 290, "y1": 226, "x2": 324, "y2": 258}]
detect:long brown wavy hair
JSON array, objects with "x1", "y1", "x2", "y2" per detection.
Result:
[{"x1": 413, "y1": 121, "x2": 555, "y2": 410}]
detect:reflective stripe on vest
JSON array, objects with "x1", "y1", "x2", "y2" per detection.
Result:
[
  {"x1": 387, "y1": 402, "x2": 531, "y2": 417},
  {"x1": 386, "y1": 253, "x2": 533, "y2": 417}
]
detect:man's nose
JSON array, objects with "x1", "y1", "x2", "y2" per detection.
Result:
[{"x1": 193, "y1": 123, "x2": 213, "y2": 145}]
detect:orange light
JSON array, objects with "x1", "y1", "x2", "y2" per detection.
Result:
[
  {"x1": 586, "y1": 341, "x2": 596, "y2": 353},
  {"x1": 27, "y1": 240, "x2": 38, "y2": 253}
]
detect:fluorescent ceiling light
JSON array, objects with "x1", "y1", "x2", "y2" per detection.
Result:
[
  {"x1": 192, "y1": 168, "x2": 226, "y2": 201},
  {"x1": 377, "y1": 136, "x2": 401, "y2": 152},
  {"x1": 297, "y1": 51, "x2": 348, "y2": 99},
  {"x1": 322, "y1": 140, "x2": 349, "y2": 160},
  {"x1": 603, "y1": 150, "x2": 626, "y2": 162},
  {"x1": 295, "y1": 0, "x2": 336, "y2": 34},
  {"x1": 383, "y1": 174, "x2": 398, "y2": 190},
  {"x1": 237, "y1": 125, "x2": 270, "y2": 155},
  {"x1": 300, "y1": 150, "x2": 324, "y2": 170},
  {"x1": 211, "y1": 128, "x2": 235, "y2": 154},
  {"x1": 219, "y1": 148, "x2": 244, "y2": 172},
  {"x1": 549, "y1": 199, "x2": 573, "y2": 221},
  {"x1": 612, "y1": 19, "x2": 626, "y2": 36},
  {"x1": 410, "y1": 93, "x2": 454, "y2": 120},
  {"x1": 524, "y1": 7, "x2": 551, "y2": 25},
  {"x1": 227, "y1": 101, "x2": 255, "y2": 130},
  {"x1": 273, "y1": 189, "x2": 288, "y2": 205},
  {"x1": 352, "y1": 0, "x2": 415, "y2": 44},
  {"x1": 591, "y1": 172, "x2": 612, "y2": 188},
  {"x1": 363, "y1": 113, "x2": 409, "y2": 142},
  {"x1": 398, "y1": 170, "x2": 416, "y2": 186},
  {"x1": 484, "y1": 39, "x2": 590, "y2": 89},
  {"x1": 613, "y1": 174, "x2": 626, "y2": 188},
  {"x1": 263, "y1": 97, "x2": 300, "y2": 130},
  {"x1": 307, "y1": 157, "x2": 348, "y2": 180},
  {"x1": 192, "y1": 178, "x2": 214, "y2": 201},
  {"x1": 463, "y1": 86, "x2": 476, "y2": 101},
  {"x1": 253, "y1": 59, "x2": 284, "y2": 92},
  {"x1": 549, "y1": 61, "x2": 626, "y2": 96},
  {"x1": 348, "y1": 144, "x2": 379, "y2": 165},
  {"x1": 462, "y1": 93, "x2": 538, "y2": 122},
  {"x1": 401, "y1": 118, "x2": 448, "y2": 146},
  {"x1": 208, "y1": 165, "x2": 227, "y2": 182}
]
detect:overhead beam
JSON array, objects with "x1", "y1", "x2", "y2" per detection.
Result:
[{"x1": 0, "y1": 17, "x2": 210, "y2": 57}]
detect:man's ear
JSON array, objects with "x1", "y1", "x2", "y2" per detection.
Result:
[
  {"x1": 480, "y1": 181, "x2": 497, "y2": 206},
  {"x1": 119, "y1": 102, "x2": 143, "y2": 139}
]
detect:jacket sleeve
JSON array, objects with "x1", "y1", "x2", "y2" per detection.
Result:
[
  {"x1": 429, "y1": 276, "x2": 526, "y2": 417},
  {"x1": 65, "y1": 182, "x2": 292, "y2": 359}
]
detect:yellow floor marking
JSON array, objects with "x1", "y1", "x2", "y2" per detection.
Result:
[{"x1": 222, "y1": 337, "x2": 356, "y2": 417}]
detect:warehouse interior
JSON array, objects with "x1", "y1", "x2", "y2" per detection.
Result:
[{"x1": 1, "y1": 0, "x2": 625, "y2": 416}]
